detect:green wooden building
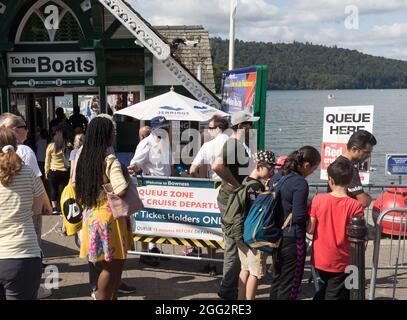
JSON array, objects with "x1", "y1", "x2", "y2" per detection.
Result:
[{"x1": 0, "y1": 0, "x2": 219, "y2": 151}]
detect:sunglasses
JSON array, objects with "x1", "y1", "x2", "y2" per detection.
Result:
[
  {"x1": 16, "y1": 125, "x2": 27, "y2": 130},
  {"x1": 208, "y1": 126, "x2": 218, "y2": 130}
]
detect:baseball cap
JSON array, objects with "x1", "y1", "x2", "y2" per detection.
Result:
[
  {"x1": 254, "y1": 150, "x2": 277, "y2": 166},
  {"x1": 230, "y1": 111, "x2": 260, "y2": 126},
  {"x1": 275, "y1": 155, "x2": 288, "y2": 169},
  {"x1": 150, "y1": 116, "x2": 169, "y2": 130}
]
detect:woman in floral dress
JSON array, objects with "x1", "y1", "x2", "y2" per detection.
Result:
[{"x1": 75, "y1": 117, "x2": 133, "y2": 300}]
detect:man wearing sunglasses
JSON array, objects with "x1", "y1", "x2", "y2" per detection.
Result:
[
  {"x1": 190, "y1": 115, "x2": 229, "y2": 179},
  {"x1": 328, "y1": 130, "x2": 377, "y2": 208}
]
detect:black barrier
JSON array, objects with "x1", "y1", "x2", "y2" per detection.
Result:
[{"x1": 346, "y1": 216, "x2": 368, "y2": 300}]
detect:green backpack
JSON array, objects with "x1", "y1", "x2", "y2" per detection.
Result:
[{"x1": 221, "y1": 177, "x2": 260, "y2": 241}]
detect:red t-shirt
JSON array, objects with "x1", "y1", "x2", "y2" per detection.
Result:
[{"x1": 310, "y1": 193, "x2": 364, "y2": 272}]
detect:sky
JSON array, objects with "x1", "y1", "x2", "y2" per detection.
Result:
[{"x1": 128, "y1": 0, "x2": 407, "y2": 61}]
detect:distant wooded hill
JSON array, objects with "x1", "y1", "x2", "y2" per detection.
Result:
[{"x1": 210, "y1": 38, "x2": 407, "y2": 92}]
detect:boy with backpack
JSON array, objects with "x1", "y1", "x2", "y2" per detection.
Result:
[
  {"x1": 307, "y1": 158, "x2": 364, "y2": 300},
  {"x1": 222, "y1": 150, "x2": 277, "y2": 300}
]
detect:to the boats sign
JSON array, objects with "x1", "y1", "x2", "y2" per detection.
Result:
[
  {"x1": 7, "y1": 52, "x2": 97, "y2": 77},
  {"x1": 320, "y1": 105, "x2": 374, "y2": 184}
]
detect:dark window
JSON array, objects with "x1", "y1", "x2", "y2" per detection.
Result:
[
  {"x1": 54, "y1": 12, "x2": 84, "y2": 41},
  {"x1": 105, "y1": 50, "x2": 145, "y2": 75},
  {"x1": 20, "y1": 13, "x2": 50, "y2": 42}
]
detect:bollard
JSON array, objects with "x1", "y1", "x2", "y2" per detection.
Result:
[{"x1": 346, "y1": 216, "x2": 367, "y2": 300}]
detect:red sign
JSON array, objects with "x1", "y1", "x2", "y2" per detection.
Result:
[{"x1": 321, "y1": 142, "x2": 347, "y2": 170}]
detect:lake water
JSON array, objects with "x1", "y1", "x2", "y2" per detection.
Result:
[{"x1": 265, "y1": 89, "x2": 407, "y2": 185}]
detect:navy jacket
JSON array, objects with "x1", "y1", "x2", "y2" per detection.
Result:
[{"x1": 270, "y1": 171, "x2": 309, "y2": 239}]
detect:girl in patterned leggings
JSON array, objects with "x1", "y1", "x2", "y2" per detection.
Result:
[{"x1": 269, "y1": 146, "x2": 321, "y2": 300}]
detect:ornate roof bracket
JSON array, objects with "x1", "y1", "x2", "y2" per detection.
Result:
[
  {"x1": 161, "y1": 56, "x2": 221, "y2": 108},
  {"x1": 98, "y1": 0, "x2": 221, "y2": 108},
  {"x1": 97, "y1": 0, "x2": 171, "y2": 60}
]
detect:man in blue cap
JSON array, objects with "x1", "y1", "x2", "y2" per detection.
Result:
[{"x1": 128, "y1": 116, "x2": 173, "y2": 266}]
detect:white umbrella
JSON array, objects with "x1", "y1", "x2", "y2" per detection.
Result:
[{"x1": 115, "y1": 89, "x2": 229, "y2": 121}]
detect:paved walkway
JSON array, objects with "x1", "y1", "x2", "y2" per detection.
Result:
[{"x1": 40, "y1": 215, "x2": 406, "y2": 300}]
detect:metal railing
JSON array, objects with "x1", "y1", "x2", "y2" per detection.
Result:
[
  {"x1": 309, "y1": 184, "x2": 407, "y2": 299},
  {"x1": 369, "y1": 208, "x2": 407, "y2": 300}
]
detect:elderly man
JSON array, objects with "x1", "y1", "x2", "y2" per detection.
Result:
[
  {"x1": 139, "y1": 125, "x2": 151, "y2": 141},
  {"x1": 128, "y1": 117, "x2": 173, "y2": 266},
  {"x1": 128, "y1": 116, "x2": 172, "y2": 177}
]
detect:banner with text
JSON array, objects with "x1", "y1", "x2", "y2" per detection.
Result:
[
  {"x1": 221, "y1": 67, "x2": 257, "y2": 114},
  {"x1": 320, "y1": 105, "x2": 374, "y2": 183},
  {"x1": 133, "y1": 177, "x2": 222, "y2": 241}
]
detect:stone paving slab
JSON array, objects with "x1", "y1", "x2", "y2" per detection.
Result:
[{"x1": 40, "y1": 215, "x2": 407, "y2": 300}]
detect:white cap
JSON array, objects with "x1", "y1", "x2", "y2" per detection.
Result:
[{"x1": 230, "y1": 111, "x2": 260, "y2": 126}]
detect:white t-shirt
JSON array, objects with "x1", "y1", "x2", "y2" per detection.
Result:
[
  {"x1": 130, "y1": 131, "x2": 172, "y2": 177},
  {"x1": 36, "y1": 138, "x2": 47, "y2": 162},
  {"x1": 17, "y1": 145, "x2": 42, "y2": 177},
  {"x1": 192, "y1": 133, "x2": 229, "y2": 180}
]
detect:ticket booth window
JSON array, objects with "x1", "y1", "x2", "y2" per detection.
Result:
[{"x1": 107, "y1": 89, "x2": 143, "y2": 153}]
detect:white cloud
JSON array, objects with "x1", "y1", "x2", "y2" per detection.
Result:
[
  {"x1": 129, "y1": 0, "x2": 278, "y2": 26},
  {"x1": 388, "y1": 48, "x2": 407, "y2": 59},
  {"x1": 126, "y1": 0, "x2": 407, "y2": 60},
  {"x1": 372, "y1": 23, "x2": 407, "y2": 39},
  {"x1": 287, "y1": 0, "x2": 407, "y2": 24}
]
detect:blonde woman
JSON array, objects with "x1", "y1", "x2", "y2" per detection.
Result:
[
  {"x1": 0, "y1": 127, "x2": 45, "y2": 299},
  {"x1": 44, "y1": 126, "x2": 71, "y2": 214}
]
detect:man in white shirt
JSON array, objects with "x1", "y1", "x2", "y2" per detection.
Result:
[
  {"x1": 128, "y1": 116, "x2": 173, "y2": 176},
  {"x1": 127, "y1": 116, "x2": 173, "y2": 266},
  {"x1": 189, "y1": 115, "x2": 229, "y2": 180}
]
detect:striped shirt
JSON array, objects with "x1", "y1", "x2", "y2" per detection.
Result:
[{"x1": 0, "y1": 165, "x2": 44, "y2": 259}]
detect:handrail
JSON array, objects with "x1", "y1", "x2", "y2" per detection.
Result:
[
  {"x1": 97, "y1": 0, "x2": 222, "y2": 108},
  {"x1": 309, "y1": 183, "x2": 407, "y2": 189},
  {"x1": 98, "y1": 0, "x2": 171, "y2": 60},
  {"x1": 368, "y1": 208, "x2": 407, "y2": 300}
]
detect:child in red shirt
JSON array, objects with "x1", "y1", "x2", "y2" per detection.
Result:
[{"x1": 307, "y1": 158, "x2": 364, "y2": 300}]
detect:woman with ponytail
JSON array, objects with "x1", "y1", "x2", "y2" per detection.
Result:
[
  {"x1": 269, "y1": 146, "x2": 321, "y2": 300},
  {"x1": 0, "y1": 127, "x2": 45, "y2": 300},
  {"x1": 0, "y1": 113, "x2": 52, "y2": 245},
  {"x1": 44, "y1": 125, "x2": 71, "y2": 214}
]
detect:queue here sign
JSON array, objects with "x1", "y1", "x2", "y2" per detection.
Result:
[{"x1": 320, "y1": 105, "x2": 374, "y2": 183}]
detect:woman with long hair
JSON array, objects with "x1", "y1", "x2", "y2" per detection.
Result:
[
  {"x1": 75, "y1": 117, "x2": 133, "y2": 300},
  {"x1": 44, "y1": 126, "x2": 71, "y2": 214},
  {"x1": 269, "y1": 146, "x2": 321, "y2": 300},
  {"x1": 0, "y1": 127, "x2": 45, "y2": 299}
]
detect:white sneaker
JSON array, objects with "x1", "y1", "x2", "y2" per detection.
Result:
[{"x1": 37, "y1": 286, "x2": 52, "y2": 299}]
